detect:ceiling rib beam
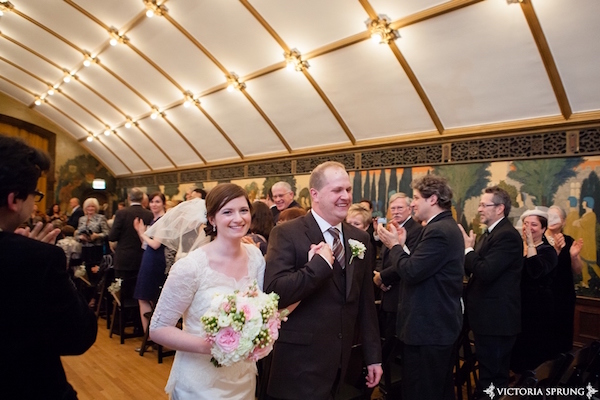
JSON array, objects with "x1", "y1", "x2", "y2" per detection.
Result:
[
  {"x1": 196, "y1": 105, "x2": 245, "y2": 159},
  {"x1": 241, "y1": 89, "x2": 292, "y2": 153},
  {"x1": 108, "y1": 130, "x2": 153, "y2": 171},
  {"x1": 241, "y1": 0, "x2": 356, "y2": 145},
  {"x1": 391, "y1": 0, "x2": 484, "y2": 30},
  {"x1": 135, "y1": 124, "x2": 177, "y2": 168},
  {"x1": 360, "y1": 0, "x2": 444, "y2": 135},
  {"x1": 519, "y1": 0, "x2": 572, "y2": 120}
]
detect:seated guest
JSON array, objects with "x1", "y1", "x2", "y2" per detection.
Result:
[
  {"x1": 47, "y1": 203, "x2": 66, "y2": 224},
  {"x1": 511, "y1": 208, "x2": 558, "y2": 374},
  {"x1": 56, "y1": 225, "x2": 83, "y2": 269},
  {"x1": 0, "y1": 135, "x2": 97, "y2": 400}
]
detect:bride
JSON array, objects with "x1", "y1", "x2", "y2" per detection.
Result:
[{"x1": 150, "y1": 183, "x2": 265, "y2": 399}]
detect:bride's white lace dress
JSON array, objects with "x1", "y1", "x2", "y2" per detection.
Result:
[{"x1": 150, "y1": 243, "x2": 265, "y2": 400}]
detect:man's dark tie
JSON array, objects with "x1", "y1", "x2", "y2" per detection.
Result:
[
  {"x1": 328, "y1": 227, "x2": 345, "y2": 269},
  {"x1": 475, "y1": 229, "x2": 489, "y2": 252}
]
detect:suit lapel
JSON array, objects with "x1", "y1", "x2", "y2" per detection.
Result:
[{"x1": 342, "y1": 223, "x2": 354, "y2": 299}]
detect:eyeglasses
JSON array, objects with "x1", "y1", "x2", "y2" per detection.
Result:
[
  {"x1": 478, "y1": 203, "x2": 497, "y2": 208},
  {"x1": 32, "y1": 190, "x2": 45, "y2": 202}
]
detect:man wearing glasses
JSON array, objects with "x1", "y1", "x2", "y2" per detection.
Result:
[
  {"x1": 0, "y1": 135, "x2": 97, "y2": 399},
  {"x1": 458, "y1": 186, "x2": 523, "y2": 398}
]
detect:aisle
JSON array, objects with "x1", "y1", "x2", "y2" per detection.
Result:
[{"x1": 62, "y1": 321, "x2": 173, "y2": 399}]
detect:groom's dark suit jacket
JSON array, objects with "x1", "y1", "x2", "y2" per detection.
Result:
[
  {"x1": 0, "y1": 231, "x2": 97, "y2": 399},
  {"x1": 108, "y1": 204, "x2": 153, "y2": 273},
  {"x1": 264, "y1": 212, "x2": 381, "y2": 399},
  {"x1": 464, "y1": 217, "x2": 523, "y2": 336}
]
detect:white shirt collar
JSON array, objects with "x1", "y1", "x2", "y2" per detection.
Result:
[
  {"x1": 311, "y1": 209, "x2": 343, "y2": 237},
  {"x1": 487, "y1": 217, "x2": 504, "y2": 233},
  {"x1": 400, "y1": 215, "x2": 412, "y2": 228}
]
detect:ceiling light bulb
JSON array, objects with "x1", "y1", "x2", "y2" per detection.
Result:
[
  {"x1": 47, "y1": 88, "x2": 54, "y2": 96},
  {"x1": 63, "y1": 75, "x2": 71, "y2": 83},
  {"x1": 151, "y1": 111, "x2": 158, "y2": 119},
  {"x1": 83, "y1": 59, "x2": 91, "y2": 67},
  {"x1": 34, "y1": 98, "x2": 42, "y2": 106},
  {"x1": 0, "y1": 10, "x2": 3, "y2": 17},
  {"x1": 110, "y1": 38, "x2": 118, "y2": 46},
  {"x1": 86, "y1": 136, "x2": 93, "y2": 142},
  {"x1": 125, "y1": 121, "x2": 132, "y2": 129},
  {"x1": 286, "y1": 61, "x2": 295, "y2": 71},
  {"x1": 146, "y1": 9, "x2": 154, "y2": 17},
  {"x1": 104, "y1": 129, "x2": 111, "y2": 136},
  {"x1": 227, "y1": 84, "x2": 234, "y2": 92},
  {"x1": 371, "y1": 33, "x2": 382, "y2": 43}
]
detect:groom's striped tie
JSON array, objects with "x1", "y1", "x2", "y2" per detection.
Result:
[{"x1": 328, "y1": 227, "x2": 345, "y2": 269}]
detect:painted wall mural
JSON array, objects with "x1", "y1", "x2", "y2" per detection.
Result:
[{"x1": 129, "y1": 155, "x2": 600, "y2": 299}]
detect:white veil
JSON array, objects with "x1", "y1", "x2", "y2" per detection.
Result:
[{"x1": 145, "y1": 198, "x2": 210, "y2": 260}]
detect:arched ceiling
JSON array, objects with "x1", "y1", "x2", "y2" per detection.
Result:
[{"x1": 1, "y1": 0, "x2": 599, "y2": 177}]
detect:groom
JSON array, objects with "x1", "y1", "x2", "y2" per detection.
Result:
[{"x1": 264, "y1": 161, "x2": 382, "y2": 399}]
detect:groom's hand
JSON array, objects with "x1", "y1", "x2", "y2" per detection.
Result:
[{"x1": 365, "y1": 364, "x2": 383, "y2": 388}]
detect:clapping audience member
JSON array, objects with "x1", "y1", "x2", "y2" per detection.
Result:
[
  {"x1": 0, "y1": 135, "x2": 97, "y2": 399},
  {"x1": 546, "y1": 206, "x2": 583, "y2": 354},
  {"x1": 458, "y1": 186, "x2": 523, "y2": 397},
  {"x1": 511, "y1": 208, "x2": 558, "y2": 374},
  {"x1": 47, "y1": 203, "x2": 66, "y2": 224},
  {"x1": 75, "y1": 197, "x2": 109, "y2": 306},
  {"x1": 133, "y1": 192, "x2": 171, "y2": 337},
  {"x1": 67, "y1": 197, "x2": 84, "y2": 229},
  {"x1": 243, "y1": 201, "x2": 274, "y2": 255}
]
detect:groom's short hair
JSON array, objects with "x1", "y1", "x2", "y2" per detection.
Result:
[{"x1": 309, "y1": 161, "x2": 346, "y2": 191}]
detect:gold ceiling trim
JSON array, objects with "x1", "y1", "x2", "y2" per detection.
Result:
[
  {"x1": 162, "y1": 115, "x2": 207, "y2": 165},
  {"x1": 520, "y1": 0, "x2": 572, "y2": 120},
  {"x1": 242, "y1": 89, "x2": 292, "y2": 153}
]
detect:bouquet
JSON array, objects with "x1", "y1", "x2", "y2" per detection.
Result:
[
  {"x1": 73, "y1": 263, "x2": 91, "y2": 286},
  {"x1": 201, "y1": 280, "x2": 288, "y2": 367}
]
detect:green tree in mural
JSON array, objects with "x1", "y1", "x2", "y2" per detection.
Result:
[
  {"x1": 388, "y1": 168, "x2": 398, "y2": 198},
  {"x1": 434, "y1": 163, "x2": 490, "y2": 227},
  {"x1": 377, "y1": 169, "x2": 387, "y2": 212},
  {"x1": 398, "y1": 168, "x2": 413, "y2": 197},
  {"x1": 363, "y1": 171, "x2": 371, "y2": 200},
  {"x1": 580, "y1": 171, "x2": 600, "y2": 219},
  {"x1": 508, "y1": 158, "x2": 583, "y2": 206},
  {"x1": 298, "y1": 187, "x2": 311, "y2": 209},
  {"x1": 163, "y1": 183, "x2": 180, "y2": 200},
  {"x1": 370, "y1": 172, "x2": 377, "y2": 211},
  {"x1": 497, "y1": 180, "x2": 519, "y2": 208},
  {"x1": 353, "y1": 171, "x2": 362, "y2": 203},
  {"x1": 262, "y1": 176, "x2": 297, "y2": 198}
]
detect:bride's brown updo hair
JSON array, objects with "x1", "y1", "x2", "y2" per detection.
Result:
[{"x1": 204, "y1": 183, "x2": 252, "y2": 237}]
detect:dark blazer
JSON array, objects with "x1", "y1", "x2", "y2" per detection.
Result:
[
  {"x1": 464, "y1": 217, "x2": 523, "y2": 336},
  {"x1": 264, "y1": 212, "x2": 381, "y2": 399},
  {"x1": 67, "y1": 205, "x2": 84, "y2": 229},
  {"x1": 108, "y1": 204, "x2": 153, "y2": 272},
  {"x1": 378, "y1": 217, "x2": 423, "y2": 313},
  {"x1": 0, "y1": 232, "x2": 97, "y2": 400},
  {"x1": 271, "y1": 199, "x2": 302, "y2": 223},
  {"x1": 386, "y1": 210, "x2": 464, "y2": 346}
]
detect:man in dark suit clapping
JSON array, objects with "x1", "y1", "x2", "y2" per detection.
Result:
[
  {"x1": 376, "y1": 175, "x2": 464, "y2": 400},
  {"x1": 264, "y1": 161, "x2": 382, "y2": 399},
  {"x1": 67, "y1": 197, "x2": 84, "y2": 229},
  {"x1": 0, "y1": 135, "x2": 97, "y2": 400},
  {"x1": 458, "y1": 186, "x2": 523, "y2": 398},
  {"x1": 108, "y1": 188, "x2": 153, "y2": 284}
]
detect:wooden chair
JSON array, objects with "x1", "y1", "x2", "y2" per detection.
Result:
[
  {"x1": 138, "y1": 285, "x2": 179, "y2": 363},
  {"x1": 109, "y1": 276, "x2": 143, "y2": 344}
]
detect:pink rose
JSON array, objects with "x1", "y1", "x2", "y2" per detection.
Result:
[
  {"x1": 249, "y1": 344, "x2": 273, "y2": 361},
  {"x1": 239, "y1": 303, "x2": 255, "y2": 321},
  {"x1": 267, "y1": 318, "x2": 280, "y2": 340},
  {"x1": 215, "y1": 327, "x2": 240, "y2": 353}
]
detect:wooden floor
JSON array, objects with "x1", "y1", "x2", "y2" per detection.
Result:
[{"x1": 62, "y1": 319, "x2": 173, "y2": 399}]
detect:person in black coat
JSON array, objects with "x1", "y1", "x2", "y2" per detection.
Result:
[
  {"x1": 459, "y1": 186, "x2": 523, "y2": 397},
  {"x1": 67, "y1": 197, "x2": 84, "y2": 229},
  {"x1": 0, "y1": 135, "x2": 97, "y2": 400},
  {"x1": 376, "y1": 175, "x2": 464, "y2": 400}
]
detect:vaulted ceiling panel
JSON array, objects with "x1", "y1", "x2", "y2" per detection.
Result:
[
  {"x1": 246, "y1": 69, "x2": 349, "y2": 149},
  {"x1": 533, "y1": 0, "x2": 600, "y2": 113},
  {"x1": 0, "y1": 80, "x2": 31, "y2": 105},
  {"x1": 96, "y1": 132, "x2": 148, "y2": 174},
  {"x1": 201, "y1": 90, "x2": 287, "y2": 156},
  {"x1": 0, "y1": 59, "x2": 46, "y2": 95},
  {"x1": 113, "y1": 126, "x2": 173, "y2": 171},
  {"x1": 98, "y1": 45, "x2": 182, "y2": 109},
  {"x1": 368, "y1": 0, "x2": 449, "y2": 20},
  {"x1": 169, "y1": 0, "x2": 283, "y2": 76},
  {"x1": 136, "y1": 117, "x2": 202, "y2": 168},
  {"x1": 69, "y1": 0, "x2": 142, "y2": 31},
  {"x1": 32, "y1": 104, "x2": 87, "y2": 141},
  {"x1": 309, "y1": 40, "x2": 436, "y2": 140},
  {"x1": 82, "y1": 139, "x2": 129, "y2": 176},
  {"x1": 248, "y1": 0, "x2": 367, "y2": 51},
  {"x1": 58, "y1": 77, "x2": 124, "y2": 130},
  {"x1": 126, "y1": 17, "x2": 225, "y2": 95},
  {"x1": 0, "y1": 38, "x2": 59, "y2": 83},
  {"x1": 398, "y1": 0, "x2": 559, "y2": 129},
  {"x1": 47, "y1": 91, "x2": 104, "y2": 133},
  {"x1": 166, "y1": 105, "x2": 240, "y2": 163}
]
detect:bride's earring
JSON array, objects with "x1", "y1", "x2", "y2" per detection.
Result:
[{"x1": 212, "y1": 224, "x2": 216, "y2": 232}]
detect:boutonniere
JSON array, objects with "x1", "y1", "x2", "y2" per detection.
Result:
[{"x1": 348, "y1": 239, "x2": 367, "y2": 264}]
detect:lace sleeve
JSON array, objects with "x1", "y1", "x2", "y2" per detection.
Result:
[
  {"x1": 246, "y1": 243, "x2": 266, "y2": 291},
  {"x1": 150, "y1": 255, "x2": 200, "y2": 330}
]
